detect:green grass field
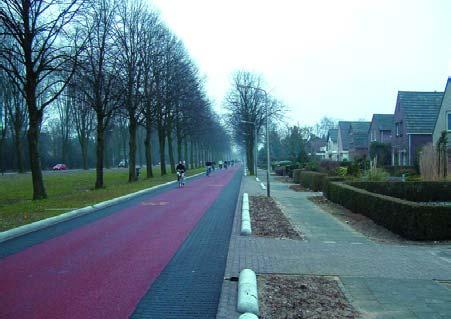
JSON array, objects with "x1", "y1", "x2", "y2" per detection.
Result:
[{"x1": 0, "y1": 168, "x2": 204, "y2": 231}]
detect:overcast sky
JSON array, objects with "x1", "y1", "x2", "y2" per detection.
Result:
[{"x1": 151, "y1": 0, "x2": 451, "y2": 126}]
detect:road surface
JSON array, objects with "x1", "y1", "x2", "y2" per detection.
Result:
[{"x1": 0, "y1": 166, "x2": 241, "y2": 319}]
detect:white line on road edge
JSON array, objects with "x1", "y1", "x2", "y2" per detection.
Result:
[
  {"x1": 241, "y1": 193, "x2": 251, "y2": 236},
  {"x1": 237, "y1": 269, "x2": 259, "y2": 315},
  {"x1": 255, "y1": 177, "x2": 260, "y2": 182},
  {"x1": 260, "y1": 182, "x2": 266, "y2": 190},
  {"x1": 239, "y1": 313, "x2": 258, "y2": 319},
  {"x1": 0, "y1": 172, "x2": 205, "y2": 244}
]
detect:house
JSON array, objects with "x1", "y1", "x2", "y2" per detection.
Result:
[
  {"x1": 432, "y1": 77, "x2": 451, "y2": 172},
  {"x1": 391, "y1": 91, "x2": 444, "y2": 166},
  {"x1": 348, "y1": 121, "x2": 371, "y2": 160},
  {"x1": 368, "y1": 114, "x2": 393, "y2": 145},
  {"x1": 306, "y1": 135, "x2": 327, "y2": 160},
  {"x1": 337, "y1": 121, "x2": 351, "y2": 161},
  {"x1": 326, "y1": 128, "x2": 339, "y2": 160}
]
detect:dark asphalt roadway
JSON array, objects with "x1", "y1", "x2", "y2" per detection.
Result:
[{"x1": 0, "y1": 166, "x2": 241, "y2": 319}]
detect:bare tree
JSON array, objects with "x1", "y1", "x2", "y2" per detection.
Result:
[
  {"x1": 0, "y1": 0, "x2": 84, "y2": 199},
  {"x1": 225, "y1": 71, "x2": 284, "y2": 175},
  {"x1": 0, "y1": 72, "x2": 8, "y2": 174},
  {"x1": 55, "y1": 91, "x2": 72, "y2": 164},
  {"x1": 115, "y1": 0, "x2": 150, "y2": 181},
  {"x1": 140, "y1": 15, "x2": 162, "y2": 178},
  {"x1": 313, "y1": 116, "x2": 337, "y2": 138},
  {"x1": 4, "y1": 78, "x2": 27, "y2": 172},
  {"x1": 69, "y1": 85, "x2": 94, "y2": 169},
  {"x1": 74, "y1": 0, "x2": 120, "y2": 188}
]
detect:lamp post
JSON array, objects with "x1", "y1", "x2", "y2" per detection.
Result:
[
  {"x1": 241, "y1": 120, "x2": 257, "y2": 178},
  {"x1": 238, "y1": 85, "x2": 271, "y2": 197}
]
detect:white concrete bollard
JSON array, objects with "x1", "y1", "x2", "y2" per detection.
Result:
[
  {"x1": 241, "y1": 218, "x2": 252, "y2": 236},
  {"x1": 237, "y1": 269, "x2": 259, "y2": 315},
  {"x1": 239, "y1": 313, "x2": 259, "y2": 319},
  {"x1": 241, "y1": 193, "x2": 251, "y2": 235},
  {"x1": 241, "y1": 207, "x2": 251, "y2": 235}
]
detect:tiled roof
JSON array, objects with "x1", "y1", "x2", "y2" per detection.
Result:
[
  {"x1": 338, "y1": 121, "x2": 351, "y2": 150},
  {"x1": 327, "y1": 128, "x2": 338, "y2": 143},
  {"x1": 372, "y1": 114, "x2": 394, "y2": 131},
  {"x1": 350, "y1": 121, "x2": 371, "y2": 148},
  {"x1": 397, "y1": 91, "x2": 444, "y2": 134}
]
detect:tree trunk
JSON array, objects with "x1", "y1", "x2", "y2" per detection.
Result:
[
  {"x1": 128, "y1": 117, "x2": 137, "y2": 182},
  {"x1": 190, "y1": 139, "x2": 194, "y2": 170},
  {"x1": 184, "y1": 138, "x2": 189, "y2": 170},
  {"x1": 27, "y1": 109, "x2": 47, "y2": 199},
  {"x1": 167, "y1": 130, "x2": 175, "y2": 173},
  {"x1": 13, "y1": 127, "x2": 25, "y2": 173},
  {"x1": 95, "y1": 114, "x2": 105, "y2": 189},
  {"x1": 158, "y1": 125, "x2": 166, "y2": 175},
  {"x1": 145, "y1": 126, "x2": 153, "y2": 178},
  {"x1": 81, "y1": 137, "x2": 89, "y2": 170},
  {"x1": 177, "y1": 135, "x2": 182, "y2": 163}
]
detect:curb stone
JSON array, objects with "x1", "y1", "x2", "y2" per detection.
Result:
[
  {"x1": 237, "y1": 268, "x2": 259, "y2": 315},
  {"x1": 0, "y1": 172, "x2": 204, "y2": 243},
  {"x1": 241, "y1": 193, "x2": 252, "y2": 235},
  {"x1": 239, "y1": 313, "x2": 258, "y2": 319}
]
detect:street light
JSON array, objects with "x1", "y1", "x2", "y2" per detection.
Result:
[
  {"x1": 241, "y1": 120, "x2": 257, "y2": 179},
  {"x1": 238, "y1": 85, "x2": 271, "y2": 197}
]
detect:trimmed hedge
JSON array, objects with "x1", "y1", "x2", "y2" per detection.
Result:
[
  {"x1": 323, "y1": 182, "x2": 451, "y2": 240},
  {"x1": 348, "y1": 181, "x2": 451, "y2": 202},
  {"x1": 293, "y1": 170, "x2": 327, "y2": 191},
  {"x1": 293, "y1": 170, "x2": 347, "y2": 192}
]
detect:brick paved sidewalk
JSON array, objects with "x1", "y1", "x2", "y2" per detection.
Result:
[{"x1": 216, "y1": 172, "x2": 451, "y2": 319}]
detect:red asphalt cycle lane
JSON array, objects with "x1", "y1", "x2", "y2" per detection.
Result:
[{"x1": 0, "y1": 167, "x2": 238, "y2": 319}]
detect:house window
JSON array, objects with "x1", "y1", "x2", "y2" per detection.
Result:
[
  {"x1": 396, "y1": 122, "x2": 403, "y2": 137},
  {"x1": 447, "y1": 112, "x2": 451, "y2": 131}
]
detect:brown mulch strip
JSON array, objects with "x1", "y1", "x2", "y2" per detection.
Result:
[
  {"x1": 250, "y1": 196, "x2": 302, "y2": 240},
  {"x1": 288, "y1": 184, "x2": 309, "y2": 192},
  {"x1": 259, "y1": 274, "x2": 360, "y2": 319},
  {"x1": 308, "y1": 196, "x2": 451, "y2": 245}
]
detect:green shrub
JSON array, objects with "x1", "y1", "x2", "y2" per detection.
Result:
[
  {"x1": 362, "y1": 167, "x2": 389, "y2": 181},
  {"x1": 324, "y1": 182, "x2": 451, "y2": 240},
  {"x1": 348, "y1": 181, "x2": 451, "y2": 202},
  {"x1": 347, "y1": 161, "x2": 361, "y2": 177},
  {"x1": 336, "y1": 166, "x2": 348, "y2": 176},
  {"x1": 305, "y1": 161, "x2": 319, "y2": 172}
]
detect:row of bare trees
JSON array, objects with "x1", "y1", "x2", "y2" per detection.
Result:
[{"x1": 0, "y1": 0, "x2": 231, "y2": 199}]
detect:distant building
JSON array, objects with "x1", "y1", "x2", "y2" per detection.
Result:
[
  {"x1": 348, "y1": 121, "x2": 371, "y2": 160},
  {"x1": 326, "y1": 128, "x2": 339, "y2": 160},
  {"x1": 391, "y1": 91, "x2": 444, "y2": 166},
  {"x1": 368, "y1": 114, "x2": 393, "y2": 145},
  {"x1": 306, "y1": 135, "x2": 327, "y2": 160},
  {"x1": 432, "y1": 77, "x2": 451, "y2": 173},
  {"x1": 337, "y1": 121, "x2": 351, "y2": 161}
]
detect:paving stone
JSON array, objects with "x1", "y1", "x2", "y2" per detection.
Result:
[{"x1": 216, "y1": 172, "x2": 451, "y2": 319}]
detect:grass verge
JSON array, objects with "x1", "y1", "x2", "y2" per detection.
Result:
[{"x1": 0, "y1": 167, "x2": 204, "y2": 231}]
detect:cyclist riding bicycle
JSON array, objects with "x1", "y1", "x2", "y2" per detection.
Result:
[{"x1": 176, "y1": 161, "x2": 186, "y2": 187}]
